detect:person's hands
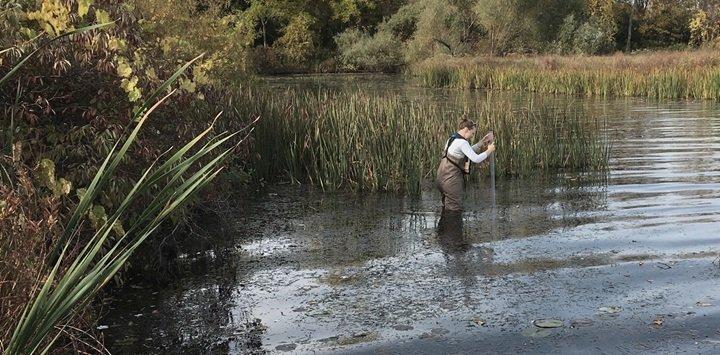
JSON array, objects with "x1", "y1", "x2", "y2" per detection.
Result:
[
  {"x1": 482, "y1": 132, "x2": 495, "y2": 144},
  {"x1": 486, "y1": 142, "x2": 496, "y2": 154}
]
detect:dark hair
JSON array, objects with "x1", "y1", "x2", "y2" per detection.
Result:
[{"x1": 458, "y1": 117, "x2": 477, "y2": 130}]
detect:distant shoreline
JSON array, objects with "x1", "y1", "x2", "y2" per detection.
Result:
[{"x1": 409, "y1": 49, "x2": 720, "y2": 100}]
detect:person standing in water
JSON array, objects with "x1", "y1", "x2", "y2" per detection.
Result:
[{"x1": 436, "y1": 118, "x2": 496, "y2": 211}]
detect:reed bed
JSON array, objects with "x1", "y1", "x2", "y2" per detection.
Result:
[
  {"x1": 234, "y1": 89, "x2": 609, "y2": 193},
  {"x1": 411, "y1": 51, "x2": 720, "y2": 100}
]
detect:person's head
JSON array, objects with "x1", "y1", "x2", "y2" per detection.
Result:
[{"x1": 458, "y1": 117, "x2": 477, "y2": 140}]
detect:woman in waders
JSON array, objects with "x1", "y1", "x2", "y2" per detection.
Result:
[{"x1": 436, "y1": 118, "x2": 495, "y2": 212}]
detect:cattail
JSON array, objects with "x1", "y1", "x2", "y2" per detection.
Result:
[{"x1": 228, "y1": 87, "x2": 610, "y2": 192}]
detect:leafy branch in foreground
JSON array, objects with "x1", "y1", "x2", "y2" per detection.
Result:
[
  {"x1": 4, "y1": 50, "x2": 254, "y2": 353},
  {"x1": 0, "y1": 22, "x2": 115, "y2": 87}
]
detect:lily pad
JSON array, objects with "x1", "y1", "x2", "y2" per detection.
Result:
[
  {"x1": 533, "y1": 319, "x2": 563, "y2": 328},
  {"x1": 521, "y1": 327, "x2": 552, "y2": 338}
]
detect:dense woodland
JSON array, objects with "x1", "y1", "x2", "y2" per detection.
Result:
[
  {"x1": 2, "y1": 0, "x2": 720, "y2": 353},
  {"x1": 6, "y1": 1, "x2": 720, "y2": 76},
  {"x1": 92, "y1": 0, "x2": 720, "y2": 73},
  {"x1": 333, "y1": 0, "x2": 720, "y2": 71}
]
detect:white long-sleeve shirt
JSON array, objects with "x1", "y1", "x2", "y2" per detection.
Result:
[{"x1": 444, "y1": 138, "x2": 488, "y2": 163}]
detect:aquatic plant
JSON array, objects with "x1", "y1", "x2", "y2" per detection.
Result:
[
  {"x1": 233, "y1": 88, "x2": 609, "y2": 193},
  {"x1": 411, "y1": 51, "x2": 720, "y2": 100},
  {"x1": 3, "y1": 46, "x2": 248, "y2": 353}
]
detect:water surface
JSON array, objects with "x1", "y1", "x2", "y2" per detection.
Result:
[{"x1": 103, "y1": 75, "x2": 720, "y2": 354}]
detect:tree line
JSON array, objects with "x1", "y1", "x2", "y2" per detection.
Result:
[{"x1": 225, "y1": 0, "x2": 720, "y2": 72}]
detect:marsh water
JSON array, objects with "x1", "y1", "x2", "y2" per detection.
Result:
[{"x1": 103, "y1": 75, "x2": 720, "y2": 354}]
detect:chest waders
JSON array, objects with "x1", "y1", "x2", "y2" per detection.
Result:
[{"x1": 436, "y1": 133, "x2": 470, "y2": 211}]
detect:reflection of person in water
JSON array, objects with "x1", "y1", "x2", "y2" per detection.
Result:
[
  {"x1": 437, "y1": 210, "x2": 469, "y2": 253},
  {"x1": 437, "y1": 209, "x2": 494, "y2": 306}
]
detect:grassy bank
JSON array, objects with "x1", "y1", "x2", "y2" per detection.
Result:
[
  {"x1": 234, "y1": 89, "x2": 609, "y2": 193},
  {"x1": 411, "y1": 50, "x2": 720, "y2": 100}
]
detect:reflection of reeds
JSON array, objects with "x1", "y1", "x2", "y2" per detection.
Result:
[
  {"x1": 237, "y1": 89, "x2": 609, "y2": 193},
  {"x1": 411, "y1": 51, "x2": 720, "y2": 100}
]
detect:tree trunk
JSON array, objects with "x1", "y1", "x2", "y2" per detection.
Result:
[
  {"x1": 262, "y1": 19, "x2": 267, "y2": 48},
  {"x1": 626, "y1": 0, "x2": 634, "y2": 52}
]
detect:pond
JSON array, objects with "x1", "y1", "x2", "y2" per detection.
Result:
[{"x1": 102, "y1": 75, "x2": 720, "y2": 354}]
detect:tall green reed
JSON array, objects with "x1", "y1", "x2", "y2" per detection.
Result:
[{"x1": 232, "y1": 88, "x2": 608, "y2": 193}]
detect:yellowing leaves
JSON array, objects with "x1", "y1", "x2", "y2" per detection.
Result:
[
  {"x1": 179, "y1": 77, "x2": 196, "y2": 93},
  {"x1": 108, "y1": 37, "x2": 127, "y2": 51},
  {"x1": 88, "y1": 204, "x2": 107, "y2": 231},
  {"x1": 160, "y1": 37, "x2": 176, "y2": 56},
  {"x1": 116, "y1": 56, "x2": 132, "y2": 77},
  {"x1": 77, "y1": 0, "x2": 94, "y2": 17},
  {"x1": 95, "y1": 9, "x2": 111, "y2": 25},
  {"x1": 120, "y1": 76, "x2": 142, "y2": 102},
  {"x1": 55, "y1": 178, "x2": 72, "y2": 197},
  {"x1": 27, "y1": 0, "x2": 73, "y2": 36},
  {"x1": 36, "y1": 158, "x2": 73, "y2": 197},
  {"x1": 145, "y1": 67, "x2": 159, "y2": 82},
  {"x1": 689, "y1": 10, "x2": 720, "y2": 47},
  {"x1": 192, "y1": 62, "x2": 212, "y2": 86},
  {"x1": 37, "y1": 158, "x2": 56, "y2": 189},
  {"x1": 76, "y1": 191, "x2": 124, "y2": 236},
  {"x1": 116, "y1": 55, "x2": 145, "y2": 101},
  {"x1": 19, "y1": 27, "x2": 38, "y2": 41},
  {"x1": 112, "y1": 220, "x2": 126, "y2": 236}
]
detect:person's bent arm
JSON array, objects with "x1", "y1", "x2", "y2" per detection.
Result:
[
  {"x1": 471, "y1": 141, "x2": 484, "y2": 153},
  {"x1": 472, "y1": 133, "x2": 494, "y2": 151},
  {"x1": 460, "y1": 141, "x2": 489, "y2": 163}
]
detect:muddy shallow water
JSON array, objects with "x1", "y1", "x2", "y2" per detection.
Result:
[{"x1": 102, "y1": 76, "x2": 720, "y2": 354}]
